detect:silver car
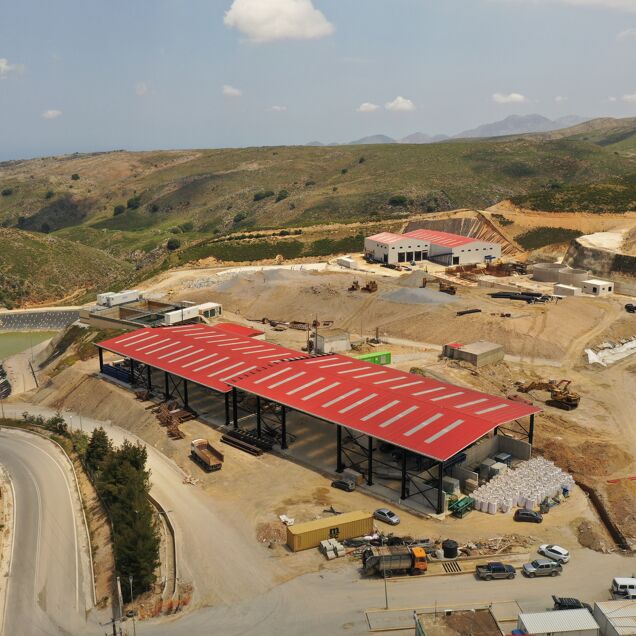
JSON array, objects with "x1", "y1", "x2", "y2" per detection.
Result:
[
  {"x1": 523, "y1": 559, "x2": 563, "y2": 578},
  {"x1": 373, "y1": 508, "x2": 400, "y2": 525}
]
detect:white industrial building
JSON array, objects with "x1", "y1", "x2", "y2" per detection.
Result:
[
  {"x1": 162, "y1": 301, "x2": 222, "y2": 325},
  {"x1": 313, "y1": 328, "x2": 351, "y2": 354},
  {"x1": 96, "y1": 290, "x2": 143, "y2": 307},
  {"x1": 517, "y1": 609, "x2": 600, "y2": 636},
  {"x1": 582, "y1": 279, "x2": 614, "y2": 296},
  {"x1": 364, "y1": 229, "x2": 501, "y2": 266},
  {"x1": 593, "y1": 600, "x2": 636, "y2": 636}
]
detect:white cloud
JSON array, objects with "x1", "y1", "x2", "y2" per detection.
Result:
[
  {"x1": 493, "y1": 92, "x2": 528, "y2": 104},
  {"x1": 622, "y1": 93, "x2": 636, "y2": 103},
  {"x1": 607, "y1": 96, "x2": 618, "y2": 102},
  {"x1": 135, "y1": 81, "x2": 149, "y2": 96},
  {"x1": 555, "y1": 95, "x2": 568, "y2": 102},
  {"x1": 222, "y1": 84, "x2": 242, "y2": 97},
  {"x1": 0, "y1": 57, "x2": 22, "y2": 79},
  {"x1": 270, "y1": 105, "x2": 287, "y2": 111},
  {"x1": 357, "y1": 102, "x2": 379, "y2": 113},
  {"x1": 617, "y1": 28, "x2": 636, "y2": 39},
  {"x1": 42, "y1": 109, "x2": 62, "y2": 120},
  {"x1": 224, "y1": 0, "x2": 334, "y2": 43},
  {"x1": 494, "y1": 0, "x2": 636, "y2": 11},
  {"x1": 385, "y1": 96, "x2": 416, "y2": 112}
]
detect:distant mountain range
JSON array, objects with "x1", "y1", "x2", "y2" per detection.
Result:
[{"x1": 307, "y1": 114, "x2": 591, "y2": 146}]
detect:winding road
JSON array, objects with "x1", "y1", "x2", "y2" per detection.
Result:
[{"x1": 0, "y1": 429, "x2": 98, "y2": 636}]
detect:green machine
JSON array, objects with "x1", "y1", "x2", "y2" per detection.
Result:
[{"x1": 354, "y1": 351, "x2": 392, "y2": 366}]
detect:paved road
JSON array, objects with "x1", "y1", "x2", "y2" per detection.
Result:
[
  {"x1": 0, "y1": 429, "x2": 98, "y2": 636},
  {"x1": 4, "y1": 403, "x2": 634, "y2": 636}
]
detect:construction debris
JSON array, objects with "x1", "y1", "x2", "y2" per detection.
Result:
[{"x1": 586, "y1": 336, "x2": 636, "y2": 366}]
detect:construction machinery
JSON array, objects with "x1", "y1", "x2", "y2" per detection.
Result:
[
  {"x1": 348, "y1": 280, "x2": 360, "y2": 292},
  {"x1": 515, "y1": 379, "x2": 580, "y2": 410},
  {"x1": 362, "y1": 545, "x2": 428, "y2": 577},
  {"x1": 438, "y1": 281, "x2": 457, "y2": 295},
  {"x1": 361, "y1": 280, "x2": 378, "y2": 293},
  {"x1": 190, "y1": 439, "x2": 224, "y2": 472}
]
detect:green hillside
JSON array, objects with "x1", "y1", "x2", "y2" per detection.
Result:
[{"x1": 0, "y1": 228, "x2": 133, "y2": 308}]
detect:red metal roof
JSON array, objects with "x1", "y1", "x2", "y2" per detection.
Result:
[
  {"x1": 229, "y1": 355, "x2": 540, "y2": 462},
  {"x1": 404, "y1": 229, "x2": 480, "y2": 247},
  {"x1": 97, "y1": 325, "x2": 307, "y2": 393},
  {"x1": 366, "y1": 232, "x2": 409, "y2": 244},
  {"x1": 215, "y1": 322, "x2": 265, "y2": 338}
]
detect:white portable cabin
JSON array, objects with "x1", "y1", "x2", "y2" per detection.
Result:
[
  {"x1": 517, "y1": 609, "x2": 599, "y2": 636},
  {"x1": 582, "y1": 279, "x2": 614, "y2": 296},
  {"x1": 96, "y1": 290, "x2": 142, "y2": 307}
]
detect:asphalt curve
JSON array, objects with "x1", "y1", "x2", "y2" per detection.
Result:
[{"x1": 0, "y1": 429, "x2": 98, "y2": 636}]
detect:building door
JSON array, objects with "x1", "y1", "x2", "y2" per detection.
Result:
[
  {"x1": 452, "y1": 256, "x2": 459, "y2": 265},
  {"x1": 406, "y1": 251, "x2": 414, "y2": 262},
  {"x1": 383, "y1": 254, "x2": 388, "y2": 264}
]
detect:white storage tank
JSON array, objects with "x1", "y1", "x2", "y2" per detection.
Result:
[
  {"x1": 532, "y1": 262, "x2": 563, "y2": 282},
  {"x1": 557, "y1": 267, "x2": 589, "y2": 286}
]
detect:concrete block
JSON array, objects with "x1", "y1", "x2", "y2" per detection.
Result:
[{"x1": 442, "y1": 476, "x2": 460, "y2": 495}]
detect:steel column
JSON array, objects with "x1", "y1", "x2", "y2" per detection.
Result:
[
  {"x1": 224, "y1": 392, "x2": 230, "y2": 427},
  {"x1": 256, "y1": 396, "x2": 262, "y2": 438},
  {"x1": 147, "y1": 365, "x2": 152, "y2": 390},
  {"x1": 367, "y1": 436, "x2": 374, "y2": 486},
  {"x1": 98, "y1": 348, "x2": 104, "y2": 373},
  {"x1": 129, "y1": 359, "x2": 135, "y2": 386},
  {"x1": 183, "y1": 379, "x2": 189, "y2": 408},
  {"x1": 281, "y1": 405, "x2": 287, "y2": 450},
  {"x1": 437, "y1": 462, "x2": 445, "y2": 514},
  {"x1": 164, "y1": 372, "x2": 169, "y2": 400},
  {"x1": 232, "y1": 387, "x2": 238, "y2": 429},
  {"x1": 529, "y1": 414, "x2": 535, "y2": 446},
  {"x1": 401, "y1": 452, "x2": 407, "y2": 499},
  {"x1": 336, "y1": 425, "x2": 343, "y2": 473}
]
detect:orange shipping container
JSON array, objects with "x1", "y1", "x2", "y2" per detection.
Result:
[{"x1": 286, "y1": 511, "x2": 373, "y2": 552}]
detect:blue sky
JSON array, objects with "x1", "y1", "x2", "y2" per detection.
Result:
[{"x1": 0, "y1": 0, "x2": 635, "y2": 160}]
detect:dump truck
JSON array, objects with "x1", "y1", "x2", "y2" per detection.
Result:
[
  {"x1": 190, "y1": 439, "x2": 224, "y2": 472},
  {"x1": 362, "y1": 546, "x2": 427, "y2": 577},
  {"x1": 438, "y1": 281, "x2": 457, "y2": 295}
]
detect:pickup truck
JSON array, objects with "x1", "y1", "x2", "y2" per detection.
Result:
[{"x1": 476, "y1": 562, "x2": 516, "y2": 580}]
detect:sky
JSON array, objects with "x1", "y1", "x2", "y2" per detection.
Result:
[{"x1": 0, "y1": 0, "x2": 635, "y2": 160}]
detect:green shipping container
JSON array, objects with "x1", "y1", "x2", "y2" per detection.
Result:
[
  {"x1": 354, "y1": 351, "x2": 392, "y2": 366},
  {"x1": 286, "y1": 511, "x2": 373, "y2": 552}
]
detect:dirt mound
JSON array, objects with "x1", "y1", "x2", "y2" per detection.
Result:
[
  {"x1": 576, "y1": 519, "x2": 611, "y2": 552},
  {"x1": 605, "y1": 480, "x2": 636, "y2": 540}
]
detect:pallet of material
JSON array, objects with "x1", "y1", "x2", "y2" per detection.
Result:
[
  {"x1": 220, "y1": 435, "x2": 263, "y2": 456},
  {"x1": 226, "y1": 428, "x2": 274, "y2": 452},
  {"x1": 169, "y1": 408, "x2": 196, "y2": 422}
]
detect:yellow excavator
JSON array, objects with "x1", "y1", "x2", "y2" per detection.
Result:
[{"x1": 514, "y1": 379, "x2": 580, "y2": 411}]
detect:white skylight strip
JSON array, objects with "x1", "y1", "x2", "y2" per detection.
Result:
[
  {"x1": 193, "y1": 336, "x2": 238, "y2": 343},
  {"x1": 118, "y1": 331, "x2": 155, "y2": 344},
  {"x1": 388, "y1": 381, "x2": 425, "y2": 390},
  {"x1": 403, "y1": 413, "x2": 444, "y2": 437},
  {"x1": 268, "y1": 371, "x2": 306, "y2": 389},
  {"x1": 352, "y1": 370, "x2": 386, "y2": 379},
  {"x1": 301, "y1": 382, "x2": 340, "y2": 402},
  {"x1": 252, "y1": 367, "x2": 292, "y2": 385},
  {"x1": 230, "y1": 345, "x2": 267, "y2": 352},
  {"x1": 193, "y1": 356, "x2": 226, "y2": 372},
  {"x1": 338, "y1": 367, "x2": 373, "y2": 375},
  {"x1": 361, "y1": 400, "x2": 400, "y2": 421},
  {"x1": 338, "y1": 393, "x2": 378, "y2": 414},
  {"x1": 157, "y1": 345, "x2": 192, "y2": 360},
  {"x1": 317, "y1": 361, "x2": 353, "y2": 369},
  {"x1": 379, "y1": 406, "x2": 419, "y2": 428},
  {"x1": 322, "y1": 388, "x2": 360, "y2": 408},
  {"x1": 207, "y1": 361, "x2": 244, "y2": 378},
  {"x1": 303, "y1": 357, "x2": 336, "y2": 365},
  {"x1": 430, "y1": 391, "x2": 465, "y2": 402},
  {"x1": 425, "y1": 419, "x2": 464, "y2": 444},
  {"x1": 412, "y1": 387, "x2": 445, "y2": 396},
  {"x1": 169, "y1": 348, "x2": 205, "y2": 364},
  {"x1": 455, "y1": 398, "x2": 488, "y2": 408},
  {"x1": 136, "y1": 338, "x2": 171, "y2": 352},
  {"x1": 287, "y1": 377, "x2": 324, "y2": 395},
  {"x1": 143, "y1": 342, "x2": 182, "y2": 356},
  {"x1": 221, "y1": 365, "x2": 257, "y2": 381},
  {"x1": 174, "y1": 326, "x2": 205, "y2": 333},
  {"x1": 257, "y1": 353, "x2": 288, "y2": 359},
  {"x1": 373, "y1": 377, "x2": 407, "y2": 385},
  {"x1": 123, "y1": 334, "x2": 160, "y2": 347},
  {"x1": 475, "y1": 404, "x2": 509, "y2": 415},
  {"x1": 181, "y1": 353, "x2": 219, "y2": 368}
]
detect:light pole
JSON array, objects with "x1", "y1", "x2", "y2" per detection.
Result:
[
  {"x1": 128, "y1": 575, "x2": 137, "y2": 636},
  {"x1": 382, "y1": 534, "x2": 388, "y2": 610}
]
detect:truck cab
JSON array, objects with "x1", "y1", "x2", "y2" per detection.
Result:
[{"x1": 411, "y1": 547, "x2": 428, "y2": 573}]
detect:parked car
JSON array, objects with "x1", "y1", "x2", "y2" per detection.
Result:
[
  {"x1": 611, "y1": 577, "x2": 636, "y2": 599},
  {"x1": 514, "y1": 509, "x2": 543, "y2": 524},
  {"x1": 539, "y1": 544, "x2": 570, "y2": 564},
  {"x1": 523, "y1": 559, "x2": 563, "y2": 578},
  {"x1": 331, "y1": 479, "x2": 355, "y2": 492},
  {"x1": 475, "y1": 562, "x2": 516, "y2": 581},
  {"x1": 374, "y1": 508, "x2": 400, "y2": 525},
  {"x1": 552, "y1": 596, "x2": 592, "y2": 613}
]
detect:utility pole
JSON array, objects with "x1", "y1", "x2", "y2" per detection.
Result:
[{"x1": 128, "y1": 575, "x2": 137, "y2": 636}]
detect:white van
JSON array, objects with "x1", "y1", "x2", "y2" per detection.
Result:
[{"x1": 611, "y1": 577, "x2": 636, "y2": 598}]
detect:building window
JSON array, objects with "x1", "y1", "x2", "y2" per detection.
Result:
[
  {"x1": 414, "y1": 251, "x2": 422, "y2": 261},
  {"x1": 406, "y1": 251, "x2": 414, "y2": 262}
]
